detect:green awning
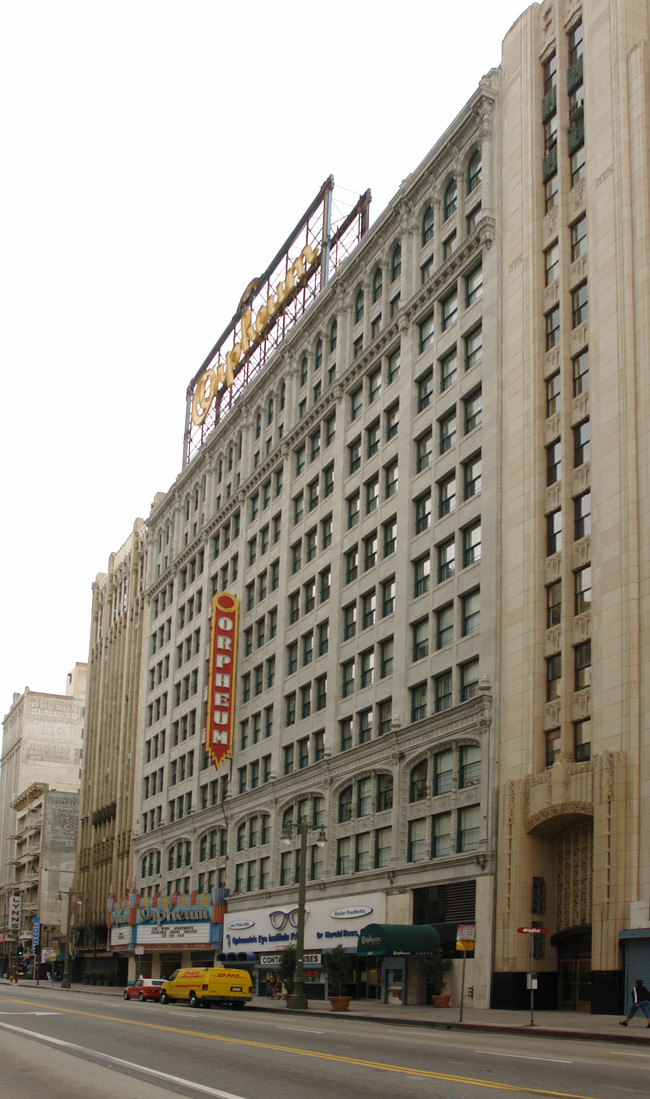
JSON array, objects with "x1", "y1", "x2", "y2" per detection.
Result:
[{"x1": 357, "y1": 923, "x2": 441, "y2": 957}]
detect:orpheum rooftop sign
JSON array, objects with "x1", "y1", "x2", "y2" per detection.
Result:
[{"x1": 183, "y1": 176, "x2": 371, "y2": 466}]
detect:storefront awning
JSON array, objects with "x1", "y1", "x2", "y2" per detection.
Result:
[{"x1": 357, "y1": 924, "x2": 440, "y2": 957}]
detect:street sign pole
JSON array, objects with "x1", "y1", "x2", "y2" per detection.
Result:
[{"x1": 517, "y1": 927, "x2": 549, "y2": 1026}]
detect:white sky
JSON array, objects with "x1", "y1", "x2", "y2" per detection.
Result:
[{"x1": 0, "y1": 0, "x2": 529, "y2": 715}]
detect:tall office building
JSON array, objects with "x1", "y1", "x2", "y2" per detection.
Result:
[
  {"x1": 122, "y1": 0, "x2": 650, "y2": 1011},
  {"x1": 75, "y1": 520, "x2": 148, "y2": 983},
  {"x1": 0, "y1": 665, "x2": 86, "y2": 972}
]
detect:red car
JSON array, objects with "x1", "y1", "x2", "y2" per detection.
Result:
[{"x1": 123, "y1": 978, "x2": 164, "y2": 1002}]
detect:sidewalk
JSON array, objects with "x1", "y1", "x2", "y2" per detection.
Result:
[{"x1": 3, "y1": 978, "x2": 647, "y2": 1044}]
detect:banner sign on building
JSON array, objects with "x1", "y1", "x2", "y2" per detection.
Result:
[
  {"x1": 205, "y1": 594, "x2": 238, "y2": 772},
  {"x1": 9, "y1": 895, "x2": 21, "y2": 930},
  {"x1": 183, "y1": 176, "x2": 371, "y2": 465}
]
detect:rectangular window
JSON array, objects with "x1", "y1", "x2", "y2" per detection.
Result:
[
  {"x1": 413, "y1": 553, "x2": 431, "y2": 596},
  {"x1": 546, "y1": 307, "x2": 560, "y2": 349},
  {"x1": 387, "y1": 346, "x2": 401, "y2": 382},
  {"x1": 416, "y1": 430, "x2": 433, "y2": 472},
  {"x1": 571, "y1": 146, "x2": 586, "y2": 187},
  {"x1": 575, "y1": 491, "x2": 591, "y2": 540},
  {"x1": 458, "y1": 804, "x2": 480, "y2": 852},
  {"x1": 547, "y1": 509, "x2": 562, "y2": 555},
  {"x1": 571, "y1": 215, "x2": 587, "y2": 260},
  {"x1": 384, "y1": 459, "x2": 399, "y2": 499},
  {"x1": 375, "y1": 827, "x2": 392, "y2": 868},
  {"x1": 360, "y1": 649, "x2": 375, "y2": 688},
  {"x1": 412, "y1": 618, "x2": 429, "y2": 661},
  {"x1": 546, "y1": 728, "x2": 560, "y2": 767},
  {"x1": 442, "y1": 290, "x2": 458, "y2": 329},
  {"x1": 379, "y1": 637, "x2": 394, "y2": 678},
  {"x1": 435, "y1": 670, "x2": 453, "y2": 712},
  {"x1": 339, "y1": 717, "x2": 353, "y2": 752},
  {"x1": 465, "y1": 326, "x2": 482, "y2": 370},
  {"x1": 358, "y1": 708, "x2": 373, "y2": 744},
  {"x1": 432, "y1": 812, "x2": 452, "y2": 857},
  {"x1": 546, "y1": 439, "x2": 561, "y2": 485},
  {"x1": 574, "y1": 717, "x2": 591, "y2": 762},
  {"x1": 438, "y1": 472, "x2": 456, "y2": 517},
  {"x1": 546, "y1": 654, "x2": 562, "y2": 701},
  {"x1": 436, "y1": 603, "x2": 454, "y2": 649},
  {"x1": 347, "y1": 490, "x2": 361, "y2": 529},
  {"x1": 437, "y1": 537, "x2": 455, "y2": 582},
  {"x1": 464, "y1": 388, "x2": 482, "y2": 433},
  {"x1": 350, "y1": 386, "x2": 363, "y2": 421},
  {"x1": 417, "y1": 368, "x2": 434, "y2": 411},
  {"x1": 349, "y1": 436, "x2": 361, "y2": 473},
  {"x1": 381, "y1": 576, "x2": 396, "y2": 616},
  {"x1": 460, "y1": 658, "x2": 479, "y2": 700},
  {"x1": 341, "y1": 660, "x2": 355, "y2": 698},
  {"x1": 572, "y1": 282, "x2": 588, "y2": 328},
  {"x1": 345, "y1": 545, "x2": 359, "y2": 583},
  {"x1": 440, "y1": 349, "x2": 457, "y2": 392},
  {"x1": 574, "y1": 419, "x2": 590, "y2": 466},
  {"x1": 410, "y1": 682, "x2": 427, "y2": 722},
  {"x1": 361, "y1": 590, "x2": 376, "y2": 629},
  {"x1": 408, "y1": 818, "x2": 427, "y2": 862},
  {"x1": 545, "y1": 173, "x2": 558, "y2": 212},
  {"x1": 573, "y1": 349, "x2": 589, "y2": 395},
  {"x1": 336, "y1": 837, "x2": 351, "y2": 875},
  {"x1": 461, "y1": 588, "x2": 480, "y2": 636},
  {"x1": 463, "y1": 452, "x2": 481, "y2": 499},
  {"x1": 355, "y1": 832, "x2": 371, "y2": 872},
  {"x1": 574, "y1": 565, "x2": 591, "y2": 614},
  {"x1": 465, "y1": 265, "x2": 483, "y2": 306},
  {"x1": 385, "y1": 402, "x2": 399, "y2": 440},
  {"x1": 366, "y1": 419, "x2": 380, "y2": 458},
  {"x1": 415, "y1": 491, "x2": 432, "y2": 533},
  {"x1": 365, "y1": 475, "x2": 380, "y2": 514},
  {"x1": 574, "y1": 640, "x2": 591, "y2": 690},
  {"x1": 368, "y1": 366, "x2": 382, "y2": 402},
  {"x1": 546, "y1": 371, "x2": 561, "y2": 417},
  {"x1": 439, "y1": 408, "x2": 457, "y2": 453},
  {"x1": 419, "y1": 311, "x2": 434, "y2": 353},
  {"x1": 364, "y1": 532, "x2": 378, "y2": 569},
  {"x1": 378, "y1": 698, "x2": 392, "y2": 736},
  {"x1": 462, "y1": 520, "x2": 481, "y2": 566},
  {"x1": 547, "y1": 579, "x2": 562, "y2": 626},
  {"x1": 544, "y1": 242, "x2": 559, "y2": 285}
]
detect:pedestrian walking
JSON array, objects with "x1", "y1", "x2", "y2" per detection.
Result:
[{"x1": 619, "y1": 978, "x2": 650, "y2": 1026}]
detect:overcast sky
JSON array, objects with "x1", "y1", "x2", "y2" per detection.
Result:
[{"x1": 1, "y1": 0, "x2": 529, "y2": 716}]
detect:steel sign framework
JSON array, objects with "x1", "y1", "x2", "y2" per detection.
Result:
[{"x1": 183, "y1": 176, "x2": 371, "y2": 466}]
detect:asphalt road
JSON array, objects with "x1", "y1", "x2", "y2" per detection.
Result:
[{"x1": 0, "y1": 984, "x2": 648, "y2": 1099}]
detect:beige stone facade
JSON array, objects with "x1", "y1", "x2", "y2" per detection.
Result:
[
  {"x1": 0, "y1": 665, "x2": 86, "y2": 970},
  {"x1": 74, "y1": 521, "x2": 147, "y2": 981}
]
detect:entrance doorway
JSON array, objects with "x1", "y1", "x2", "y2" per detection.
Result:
[{"x1": 556, "y1": 931, "x2": 591, "y2": 1010}]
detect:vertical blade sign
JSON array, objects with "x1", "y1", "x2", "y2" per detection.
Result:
[{"x1": 206, "y1": 594, "x2": 239, "y2": 771}]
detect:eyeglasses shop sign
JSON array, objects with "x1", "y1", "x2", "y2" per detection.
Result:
[{"x1": 223, "y1": 893, "x2": 385, "y2": 951}]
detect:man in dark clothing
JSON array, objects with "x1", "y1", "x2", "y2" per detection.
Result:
[{"x1": 619, "y1": 978, "x2": 650, "y2": 1026}]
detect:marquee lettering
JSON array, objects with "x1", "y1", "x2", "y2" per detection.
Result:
[{"x1": 191, "y1": 243, "x2": 320, "y2": 426}]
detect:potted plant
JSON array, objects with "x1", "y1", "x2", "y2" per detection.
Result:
[
  {"x1": 278, "y1": 944, "x2": 296, "y2": 1003},
  {"x1": 323, "y1": 944, "x2": 353, "y2": 1011},
  {"x1": 426, "y1": 951, "x2": 452, "y2": 1007}
]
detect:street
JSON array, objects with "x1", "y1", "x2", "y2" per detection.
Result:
[{"x1": 0, "y1": 985, "x2": 649, "y2": 1099}]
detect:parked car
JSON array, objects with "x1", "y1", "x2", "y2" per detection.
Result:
[
  {"x1": 160, "y1": 967, "x2": 252, "y2": 1008},
  {"x1": 123, "y1": 977, "x2": 164, "y2": 1002}
]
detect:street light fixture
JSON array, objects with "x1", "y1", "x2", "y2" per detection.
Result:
[
  {"x1": 59, "y1": 890, "x2": 83, "y2": 989},
  {"x1": 281, "y1": 820, "x2": 326, "y2": 1010}
]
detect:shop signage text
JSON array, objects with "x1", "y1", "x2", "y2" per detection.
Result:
[{"x1": 205, "y1": 594, "x2": 238, "y2": 772}]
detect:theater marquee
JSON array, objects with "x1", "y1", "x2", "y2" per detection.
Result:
[{"x1": 183, "y1": 176, "x2": 371, "y2": 465}]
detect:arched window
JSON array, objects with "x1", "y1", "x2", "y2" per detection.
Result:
[
  {"x1": 329, "y1": 318, "x2": 338, "y2": 352},
  {"x1": 354, "y1": 288, "x2": 364, "y2": 324},
  {"x1": 338, "y1": 785, "x2": 353, "y2": 823},
  {"x1": 314, "y1": 338, "x2": 323, "y2": 371},
  {"x1": 391, "y1": 243, "x2": 402, "y2": 281},
  {"x1": 281, "y1": 805, "x2": 294, "y2": 833},
  {"x1": 167, "y1": 847, "x2": 174, "y2": 872},
  {"x1": 444, "y1": 179, "x2": 458, "y2": 219},
  {"x1": 372, "y1": 266, "x2": 383, "y2": 303},
  {"x1": 376, "y1": 773, "x2": 393, "y2": 811},
  {"x1": 254, "y1": 411, "x2": 262, "y2": 439},
  {"x1": 467, "y1": 150, "x2": 482, "y2": 193},
  {"x1": 236, "y1": 821, "x2": 246, "y2": 851},
  {"x1": 299, "y1": 356, "x2": 308, "y2": 386},
  {"x1": 279, "y1": 381, "x2": 286, "y2": 410},
  {"x1": 267, "y1": 397, "x2": 274, "y2": 425},
  {"x1": 141, "y1": 856, "x2": 147, "y2": 878},
  {"x1": 409, "y1": 760, "x2": 428, "y2": 802},
  {"x1": 422, "y1": 205, "x2": 434, "y2": 245}
]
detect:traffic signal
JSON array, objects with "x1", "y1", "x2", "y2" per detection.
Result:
[{"x1": 17, "y1": 946, "x2": 23, "y2": 957}]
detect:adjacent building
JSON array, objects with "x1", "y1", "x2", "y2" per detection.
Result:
[
  {"x1": 0, "y1": 666, "x2": 86, "y2": 973},
  {"x1": 75, "y1": 520, "x2": 148, "y2": 984}
]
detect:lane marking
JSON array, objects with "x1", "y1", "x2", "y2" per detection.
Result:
[
  {"x1": 0, "y1": 1011, "x2": 60, "y2": 1016},
  {"x1": 0, "y1": 997, "x2": 599, "y2": 1097},
  {"x1": 273, "y1": 1025, "x2": 324, "y2": 1033},
  {"x1": 0, "y1": 1022, "x2": 247, "y2": 1099},
  {"x1": 476, "y1": 1051, "x2": 572, "y2": 1064}
]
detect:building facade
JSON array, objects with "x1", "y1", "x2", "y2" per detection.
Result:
[
  {"x1": 0, "y1": 666, "x2": 86, "y2": 972},
  {"x1": 75, "y1": 520, "x2": 148, "y2": 983},
  {"x1": 118, "y1": 0, "x2": 650, "y2": 1012},
  {"x1": 131, "y1": 77, "x2": 497, "y2": 1004}
]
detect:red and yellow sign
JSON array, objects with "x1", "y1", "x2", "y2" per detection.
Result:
[{"x1": 205, "y1": 594, "x2": 239, "y2": 771}]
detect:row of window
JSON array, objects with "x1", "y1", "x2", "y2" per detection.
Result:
[
  {"x1": 546, "y1": 565, "x2": 591, "y2": 626},
  {"x1": 546, "y1": 640, "x2": 591, "y2": 700},
  {"x1": 546, "y1": 490, "x2": 590, "y2": 555}
]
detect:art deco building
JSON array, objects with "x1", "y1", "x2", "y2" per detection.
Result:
[
  {"x1": 75, "y1": 520, "x2": 148, "y2": 982},
  {"x1": 0, "y1": 665, "x2": 86, "y2": 972},
  {"x1": 124, "y1": 0, "x2": 650, "y2": 1012}
]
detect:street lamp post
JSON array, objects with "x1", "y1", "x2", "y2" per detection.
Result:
[
  {"x1": 60, "y1": 891, "x2": 82, "y2": 989},
  {"x1": 282, "y1": 820, "x2": 326, "y2": 1010}
]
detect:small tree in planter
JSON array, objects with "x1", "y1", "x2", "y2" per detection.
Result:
[
  {"x1": 425, "y1": 951, "x2": 452, "y2": 1006},
  {"x1": 278, "y1": 944, "x2": 296, "y2": 1000},
  {"x1": 323, "y1": 945, "x2": 353, "y2": 1011}
]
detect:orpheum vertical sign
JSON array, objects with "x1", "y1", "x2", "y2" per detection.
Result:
[{"x1": 206, "y1": 594, "x2": 239, "y2": 771}]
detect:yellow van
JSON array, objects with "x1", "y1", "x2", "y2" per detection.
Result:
[{"x1": 160, "y1": 967, "x2": 252, "y2": 1009}]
